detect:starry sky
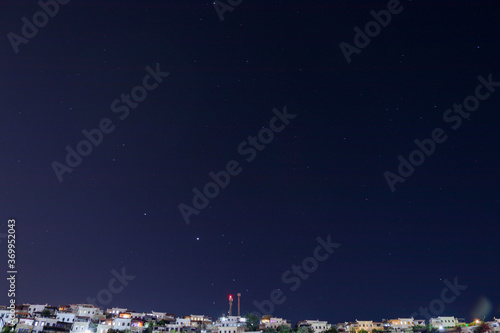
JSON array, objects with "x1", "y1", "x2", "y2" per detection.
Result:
[{"x1": 1, "y1": 0, "x2": 500, "y2": 326}]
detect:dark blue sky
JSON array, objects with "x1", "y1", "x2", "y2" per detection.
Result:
[{"x1": 1, "y1": 0, "x2": 499, "y2": 326}]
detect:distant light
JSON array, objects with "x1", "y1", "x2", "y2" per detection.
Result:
[{"x1": 229, "y1": 295, "x2": 233, "y2": 300}]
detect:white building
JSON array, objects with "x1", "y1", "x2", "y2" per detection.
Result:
[
  {"x1": 97, "y1": 322, "x2": 113, "y2": 333},
  {"x1": 18, "y1": 319, "x2": 34, "y2": 325},
  {"x1": 77, "y1": 305, "x2": 99, "y2": 319},
  {"x1": 153, "y1": 328, "x2": 168, "y2": 333},
  {"x1": 165, "y1": 323, "x2": 186, "y2": 332},
  {"x1": 107, "y1": 308, "x2": 128, "y2": 316},
  {"x1": 217, "y1": 316, "x2": 247, "y2": 333},
  {"x1": 15, "y1": 323, "x2": 33, "y2": 333},
  {"x1": 413, "y1": 320, "x2": 426, "y2": 327},
  {"x1": 490, "y1": 321, "x2": 500, "y2": 333},
  {"x1": 189, "y1": 315, "x2": 212, "y2": 327},
  {"x1": 261, "y1": 316, "x2": 291, "y2": 330},
  {"x1": 70, "y1": 319, "x2": 91, "y2": 333},
  {"x1": 176, "y1": 318, "x2": 191, "y2": 327},
  {"x1": 57, "y1": 312, "x2": 76, "y2": 323},
  {"x1": 356, "y1": 321, "x2": 375, "y2": 332},
  {"x1": 29, "y1": 305, "x2": 48, "y2": 317},
  {"x1": 113, "y1": 317, "x2": 132, "y2": 330},
  {"x1": 129, "y1": 312, "x2": 147, "y2": 320},
  {"x1": 429, "y1": 317, "x2": 458, "y2": 329},
  {"x1": 0, "y1": 310, "x2": 16, "y2": 325},
  {"x1": 389, "y1": 318, "x2": 414, "y2": 331},
  {"x1": 130, "y1": 320, "x2": 145, "y2": 333},
  {"x1": 15, "y1": 318, "x2": 34, "y2": 333},
  {"x1": 298, "y1": 320, "x2": 331, "y2": 333},
  {"x1": 150, "y1": 312, "x2": 171, "y2": 321},
  {"x1": 98, "y1": 318, "x2": 134, "y2": 333},
  {"x1": 32, "y1": 317, "x2": 58, "y2": 333}
]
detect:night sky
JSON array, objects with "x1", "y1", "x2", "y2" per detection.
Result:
[{"x1": 1, "y1": 0, "x2": 500, "y2": 326}]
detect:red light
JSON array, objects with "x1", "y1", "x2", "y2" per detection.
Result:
[{"x1": 229, "y1": 295, "x2": 233, "y2": 300}]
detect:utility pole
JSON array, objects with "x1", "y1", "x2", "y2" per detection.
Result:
[
  {"x1": 228, "y1": 295, "x2": 233, "y2": 316},
  {"x1": 237, "y1": 293, "x2": 241, "y2": 317}
]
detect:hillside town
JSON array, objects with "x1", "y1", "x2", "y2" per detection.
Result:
[{"x1": 1, "y1": 304, "x2": 499, "y2": 333}]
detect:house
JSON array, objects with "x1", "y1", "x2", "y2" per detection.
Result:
[
  {"x1": 58, "y1": 307, "x2": 71, "y2": 313},
  {"x1": 130, "y1": 320, "x2": 144, "y2": 333},
  {"x1": 70, "y1": 317, "x2": 91, "y2": 333},
  {"x1": 297, "y1": 320, "x2": 331, "y2": 333},
  {"x1": 43, "y1": 308, "x2": 59, "y2": 317},
  {"x1": 429, "y1": 317, "x2": 459, "y2": 329},
  {"x1": 18, "y1": 318, "x2": 35, "y2": 326},
  {"x1": 216, "y1": 316, "x2": 247, "y2": 333},
  {"x1": 56, "y1": 313, "x2": 76, "y2": 324},
  {"x1": 32, "y1": 317, "x2": 59, "y2": 333},
  {"x1": 150, "y1": 312, "x2": 174, "y2": 322},
  {"x1": 129, "y1": 312, "x2": 146, "y2": 320},
  {"x1": 189, "y1": 315, "x2": 213, "y2": 328},
  {"x1": 42, "y1": 322, "x2": 72, "y2": 333},
  {"x1": 96, "y1": 319, "x2": 113, "y2": 333},
  {"x1": 16, "y1": 320, "x2": 34, "y2": 333},
  {"x1": 0, "y1": 309, "x2": 16, "y2": 325},
  {"x1": 113, "y1": 317, "x2": 132, "y2": 330},
  {"x1": 344, "y1": 322, "x2": 357, "y2": 333},
  {"x1": 260, "y1": 316, "x2": 291, "y2": 330},
  {"x1": 389, "y1": 318, "x2": 414, "y2": 332},
  {"x1": 335, "y1": 323, "x2": 348, "y2": 332},
  {"x1": 16, "y1": 323, "x2": 33, "y2": 333},
  {"x1": 76, "y1": 306, "x2": 99, "y2": 319},
  {"x1": 29, "y1": 305, "x2": 49, "y2": 317},
  {"x1": 356, "y1": 321, "x2": 375, "y2": 332},
  {"x1": 106, "y1": 308, "x2": 128, "y2": 316},
  {"x1": 15, "y1": 305, "x2": 31, "y2": 320}
]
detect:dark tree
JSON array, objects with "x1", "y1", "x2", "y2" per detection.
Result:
[{"x1": 245, "y1": 313, "x2": 261, "y2": 331}]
